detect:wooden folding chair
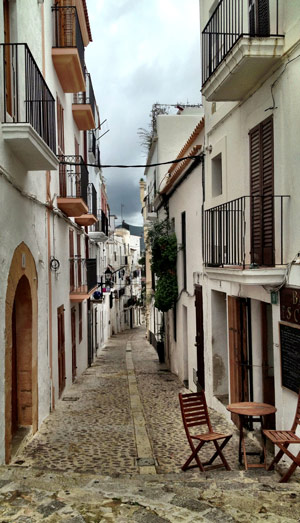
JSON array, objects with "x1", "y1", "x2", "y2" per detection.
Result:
[
  {"x1": 179, "y1": 391, "x2": 232, "y2": 472},
  {"x1": 263, "y1": 391, "x2": 300, "y2": 482}
]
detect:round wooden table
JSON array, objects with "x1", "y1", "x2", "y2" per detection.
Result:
[{"x1": 227, "y1": 402, "x2": 277, "y2": 470}]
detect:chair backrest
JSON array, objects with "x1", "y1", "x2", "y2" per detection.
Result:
[
  {"x1": 179, "y1": 391, "x2": 212, "y2": 438},
  {"x1": 291, "y1": 390, "x2": 300, "y2": 432}
]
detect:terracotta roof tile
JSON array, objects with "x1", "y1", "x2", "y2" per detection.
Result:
[
  {"x1": 161, "y1": 144, "x2": 202, "y2": 194},
  {"x1": 168, "y1": 117, "x2": 204, "y2": 176}
]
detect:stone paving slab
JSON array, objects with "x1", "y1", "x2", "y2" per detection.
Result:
[
  {"x1": 1, "y1": 326, "x2": 299, "y2": 522},
  {"x1": 0, "y1": 467, "x2": 299, "y2": 522}
]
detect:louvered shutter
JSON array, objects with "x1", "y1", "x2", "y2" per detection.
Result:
[
  {"x1": 257, "y1": 0, "x2": 270, "y2": 36},
  {"x1": 248, "y1": 0, "x2": 270, "y2": 36},
  {"x1": 250, "y1": 124, "x2": 262, "y2": 264},
  {"x1": 249, "y1": 116, "x2": 274, "y2": 266},
  {"x1": 261, "y1": 117, "x2": 274, "y2": 266}
]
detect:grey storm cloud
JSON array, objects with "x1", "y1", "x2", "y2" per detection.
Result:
[{"x1": 86, "y1": 0, "x2": 201, "y2": 225}]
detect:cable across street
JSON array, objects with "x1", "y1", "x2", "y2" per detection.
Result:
[{"x1": 59, "y1": 154, "x2": 204, "y2": 169}]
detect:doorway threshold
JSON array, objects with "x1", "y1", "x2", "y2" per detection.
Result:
[{"x1": 11, "y1": 427, "x2": 32, "y2": 460}]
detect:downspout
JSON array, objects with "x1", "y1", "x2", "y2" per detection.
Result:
[{"x1": 42, "y1": 2, "x2": 55, "y2": 409}]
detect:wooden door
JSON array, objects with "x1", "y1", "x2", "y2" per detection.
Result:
[
  {"x1": 195, "y1": 285, "x2": 205, "y2": 390},
  {"x1": 250, "y1": 116, "x2": 274, "y2": 266},
  {"x1": 71, "y1": 307, "x2": 76, "y2": 382},
  {"x1": 261, "y1": 302, "x2": 275, "y2": 428},
  {"x1": 77, "y1": 233, "x2": 82, "y2": 289},
  {"x1": 11, "y1": 300, "x2": 18, "y2": 435},
  {"x1": 228, "y1": 296, "x2": 250, "y2": 425},
  {"x1": 94, "y1": 307, "x2": 98, "y2": 353},
  {"x1": 57, "y1": 305, "x2": 66, "y2": 397}
]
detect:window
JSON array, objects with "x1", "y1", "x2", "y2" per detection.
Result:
[{"x1": 212, "y1": 153, "x2": 222, "y2": 197}]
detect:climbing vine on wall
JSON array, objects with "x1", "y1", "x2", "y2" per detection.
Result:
[{"x1": 147, "y1": 219, "x2": 178, "y2": 312}]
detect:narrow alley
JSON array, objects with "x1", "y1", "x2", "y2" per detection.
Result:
[{"x1": 0, "y1": 327, "x2": 299, "y2": 522}]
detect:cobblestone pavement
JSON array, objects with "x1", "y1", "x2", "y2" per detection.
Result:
[{"x1": 1, "y1": 326, "x2": 299, "y2": 522}]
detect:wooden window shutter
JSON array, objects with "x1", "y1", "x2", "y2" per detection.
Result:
[
  {"x1": 261, "y1": 117, "x2": 274, "y2": 266},
  {"x1": 257, "y1": 0, "x2": 270, "y2": 36},
  {"x1": 250, "y1": 124, "x2": 262, "y2": 264},
  {"x1": 249, "y1": 116, "x2": 274, "y2": 266},
  {"x1": 77, "y1": 233, "x2": 82, "y2": 289},
  {"x1": 69, "y1": 229, "x2": 74, "y2": 291},
  {"x1": 249, "y1": 0, "x2": 270, "y2": 36}
]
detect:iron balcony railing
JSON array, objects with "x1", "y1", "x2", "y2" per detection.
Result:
[
  {"x1": 73, "y1": 71, "x2": 95, "y2": 119},
  {"x1": 0, "y1": 43, "x2": 56, "y2": 153},
  {"x1": 58, "y1": 155, "x2": 88, "y2": 204},
  {"x1": 202, "y1": 0, "x2": 282, "y2": 85},
  {"x1": 52, "y1": 5, "x2": 85, "y2": 76},
  {"x1": 94, "y1": 209, "x2": 108, "y2": 235},
  {"x1": 70, "y1": 257, "x2": 97, "y2": 293},
  {"x1": 203, "y1": 195, "x2": 289, "y2": 269},
  {"x1": 87, "y1": 183, "x2": 97, "y2": 217}
]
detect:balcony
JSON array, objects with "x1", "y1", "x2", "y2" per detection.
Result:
[
  {"x1": 70, "y1": 256, "x2": 98, "y2": 302},
  {"x1": 0, "y1": 44, "x2": 58, "y2": 170},
  {"x1": 144, "y1": 195, "x2": 157, "y2": 221},
  {"x1": 75, "y1": 183, "x2": 98, "y2": 226},
  {"x1": 202, "y1": 0, "x2": 284, "y2": 101},
  {"x1": 72, "y1": 71, "x2": 96, "y2": 130},
  {"x1": 89, "y1": 209, "x2": 108, "y2": 241},
  {"x1": 52, "y1": 5, "x2": 85, "y2": 93},
  {"x1": 57, "y1": 155, "x2": 88, "y2": 217},
  {"x1": 203, "y1": 195, "x2": 289, "y2": 285}
]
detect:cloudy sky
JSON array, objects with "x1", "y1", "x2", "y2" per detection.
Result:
[{"x1": 85, "y1": 0, "x2": 201, "y2": 226}]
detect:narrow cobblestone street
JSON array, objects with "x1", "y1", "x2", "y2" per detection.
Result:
[{"x1": 1, "y1": 327, "x2": 300, "y2": 522}]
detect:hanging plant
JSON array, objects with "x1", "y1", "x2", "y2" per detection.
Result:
[{"x1": 147, "y1": 219, "x2": 178, "y2": 312}]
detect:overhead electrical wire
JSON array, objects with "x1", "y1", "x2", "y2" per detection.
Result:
[{"x1": 59, "y1": 154, "x2": 204, "y2": 169}]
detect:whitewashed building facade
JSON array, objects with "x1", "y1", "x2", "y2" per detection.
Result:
[
  {"x1": 200, "y1": 0, "x2": 300, "y2": 430},
  {"x1": 0, "y1": 0, "x2": 112, "y2": 464}
]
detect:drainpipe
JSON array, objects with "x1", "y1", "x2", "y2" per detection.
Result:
[{"x1": 41, "y1": 2, "x2": 54, "y2": 410}]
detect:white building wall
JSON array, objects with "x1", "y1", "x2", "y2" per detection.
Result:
[{"x1": 200, "y1": 0, "x2": 300, "y2": 428}]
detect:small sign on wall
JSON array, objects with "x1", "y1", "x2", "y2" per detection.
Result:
[{"x1": 280, "y1": 286, "x2": 300, "y2": 325}]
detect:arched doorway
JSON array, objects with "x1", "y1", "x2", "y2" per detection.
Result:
[
  {"x1": 5, "y1": 243, "x2": 38, "y2": 463},
  {"x1": 11, "y1": 276, "x2": 33, "y2": 436}
]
